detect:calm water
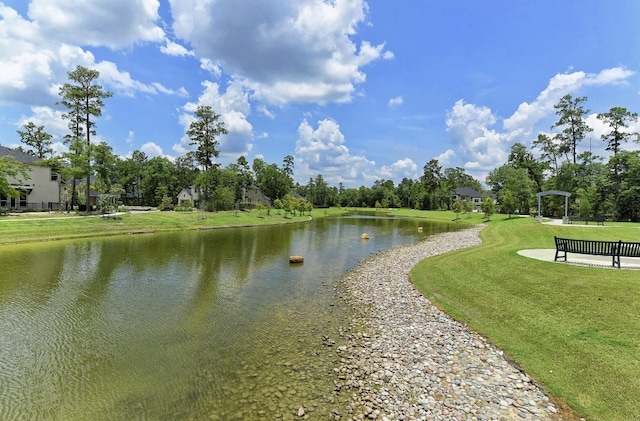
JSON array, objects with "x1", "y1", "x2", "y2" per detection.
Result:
[{"x1": 0, "y1": 214, "x2": 461, "y2": 420}]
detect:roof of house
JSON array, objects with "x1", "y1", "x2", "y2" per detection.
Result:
[
  {"x1": 0, "y1": 145, "x2": 39, "y2": 164},
  {"x1": 454, "y1": 187, "x2": 483, "y2": 198}
]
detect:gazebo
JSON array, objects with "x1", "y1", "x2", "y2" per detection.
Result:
[{"x1": 536, "y1": 190, "x2": 571, "y2": 222}]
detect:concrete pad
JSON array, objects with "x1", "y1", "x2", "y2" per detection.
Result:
[{"x1": 518, "y1": 248, "x2": 640, "y2": 270}]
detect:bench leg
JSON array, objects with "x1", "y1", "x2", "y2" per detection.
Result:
[{"x1": 554, "y1": 249, "x2": 567, "y2": 262}]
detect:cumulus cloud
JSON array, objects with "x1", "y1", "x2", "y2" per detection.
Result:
[
  {"x1": 27, "y1": 0, "x2": 165, "y2": 49},
  {"x1": 436, "y1": 149, "x2": 456, "y2": 165},
  {"x1": 140, "y1": 141, "x2": 166, "y2": 158},
  {"x1": 445, "y1": 67, "x2": 637, "y2": 180},
  {"x1": 169, "y1": 0, "x2": 391, "y2": 105},
  {"x1": 295, "y1": 118, "x2": 376, "y2": 186},
  {"x1": 504, "y1": 67, "x2": 635, "y2": 136},
  {"x1": 446, "y1": 100, "x2": 509, "y2": 174},
  {"x1": 379, "y1": 158, "x2": 418, "y2": 179},
  {"x1": 161, "y1": 40, "x2": 194, "y2": 57},
  {"x1": 0, "y1": 2, "x2": 186, "y2": 107}
]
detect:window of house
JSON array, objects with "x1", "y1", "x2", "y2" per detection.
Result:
[{"x1": 51, "y1": 173, "x2": 59, "y2": 181}]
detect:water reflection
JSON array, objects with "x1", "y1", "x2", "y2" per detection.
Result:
[{"x1": 0, "y1": 215, "x2": 461, "y2": 420}]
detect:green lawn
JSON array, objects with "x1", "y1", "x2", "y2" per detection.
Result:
[
  {"x1": 409, "y1": 213, "x2": 640, "y2": 421},
  {"x1": 0, "y1": 208, "x2": 333, "y2": 245}
]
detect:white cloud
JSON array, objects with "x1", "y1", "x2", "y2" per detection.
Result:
[
  {"x1": 436, "y1": 149, "x2": 456, "y2": 165},
  {"x1": 294, "y1": 118, "x2": 376, "y2": 186},
  {"x1": 140, "y1": 141, "x2": 166, "y2": 158},
  {"x1": 446, "y1": 67, "x2": 637, "y2": 180},
  {"x1": 169, "y1": 0, "x2": 391, "y2": 105},
  {"x1": 160, "y1": 40, "x2": 194, "y2": 57},
  {"x1": 379, "y1": 158, "x2": 418, "y2": 179},
  {"x1": 504, "y1": 67, "x2": 635, "y2": 135},
  {"x1": 388, "y1": 96, "x2": 403, "y2": 108},
  {"x1": 27, "y1": 0, "x2": 165, "y2": 49},
  {"x1": 446, "y1": 100, "x2": 509, "y2": 175},
  {"x1": 200, "y1": 58, "x2": 222, "y2": 78},
  {"x1": 94, "y1": 61, "x2": 186, "y2": 97},
  {"x1": 0, "y1": 3, "x2": 186, "y2": 107}
]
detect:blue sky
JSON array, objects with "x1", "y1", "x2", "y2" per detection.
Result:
[{"x1": 1, "y1": 0, "x2": 639, "y2": 188}]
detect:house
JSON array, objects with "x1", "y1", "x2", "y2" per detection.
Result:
[
  {"x1": 0, "y1": 145, "x2": 62, "y2": 210},
  {"x1": 452, "y1": 187, "x2": 485, "y2": 211},
  {"x1": 64, "y1": 176, "x2": 100, "y2": 209},
  {"x1": 177, "y1": 185, "x2": 272, "y2": 209},
  {"x1": 177, "y1": 186, "x2": 199, "y2": 206},
  {"x1": 242, "y1": 186, "x2": 271, "y2": 208}
]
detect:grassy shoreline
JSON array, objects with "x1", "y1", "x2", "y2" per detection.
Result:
[{"x1": 410, "y1": 214, "x2": 640, "y2": 421}]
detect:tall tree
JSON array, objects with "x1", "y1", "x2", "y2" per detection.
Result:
[
  {"x1": 507, "y1": 142, "x2": 546, "y2": 192},
  {"x1": 597, "y1": 107, "x2": 639, "y2": 202},
  {"x1": 420, "y1": 159, "x2": 442, "y2": 209},
  {"x1": 533, "y1": 133, "x2": 561, "y2": 175},
  {"x1": 186, "y1": 105, "x2": 227, "y2": 210},
  {"x1": 17, "y1": 122, "x2": 53, "y2": 158},
  {"x1": 58, "y1": 65, "x2": 112, "y2": 211},
  {"x1": 551, "y1": 94, "x2": 592, "y2": 165},
  {"x1": 187, "y1": 105, "x2": 227, "y2": 171},
  {"x1": 92, "y1": 141, "x2": 118, "y2": 192},
  {"x1": 597, "y1": 107, "x2": 639, "y2": 155}
]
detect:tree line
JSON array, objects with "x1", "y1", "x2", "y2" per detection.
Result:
[{"x1": 8, "y1": 65, "x2": 640, "y2": 221}]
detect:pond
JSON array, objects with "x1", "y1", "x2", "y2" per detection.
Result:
[{"x1": 0, "y1": 213, "x2": 462, "y2": 420}]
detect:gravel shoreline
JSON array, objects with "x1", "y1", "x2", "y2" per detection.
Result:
[{"x1": 335, "y1": 225, "x2": 569, "y2": 421}]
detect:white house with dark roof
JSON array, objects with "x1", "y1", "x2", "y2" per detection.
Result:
[
  {"x1": 452, "y1": 187, "x2": 486, "y2": 211},
  {"x1": 0, "y1": 145, "x2": 62, "y2": 210}
]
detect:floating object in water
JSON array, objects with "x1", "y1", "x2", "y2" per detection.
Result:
[
  {"x1": 361, "y1": 233, "x2": 369, "y2": 239},
  {"x1": 289, "y1": 255, "x2": 304, "y2": 263},
  {"x1": 417, "y1": 226, "x2": 423, "y2": 232}
]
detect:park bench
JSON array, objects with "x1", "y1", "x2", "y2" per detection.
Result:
[
  {"x1": 568, "y1": 216, "x2": 605, "y2": 225},
  {"x1": 555, "y1": 236, "x2": 640, "y2": 269}
]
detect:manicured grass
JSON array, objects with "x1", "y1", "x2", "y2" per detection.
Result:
[
  {"x1": 410, "y1": 214, "x2": 640, "y2": 421},
  {"x1": 0, "y1": 209, "x2": 332, "y2": 246}
]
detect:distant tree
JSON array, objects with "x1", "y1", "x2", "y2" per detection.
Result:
[
  {"x1": 551, "y1": 94, "x2": 592, "y2": 165},
  {"x1": 93, "y1": 141, "x2": 118, "y2": 191},
  {"x1": 443, "y1": 166, "x2": 482, "y2": 192},
  {"x1": 498, "y1": 189, "x2": 517, "y2": 218},
  {"x1": 508, "y1": 142, "x2": 546, "y2": 192},
  {"x1": 481, "y1": 196, "x2": 496, "y2": 221},
  {"x1": 186, "y1": 105, "x2": 227, "y2": 209},
  {"x1": 533, "y1": 133, "x2": 561, "y2": 175},
  {"x1": 58, "y1": 65, "x2": 112, "y2": 211},
  {"x1": 212, "y1": 185, "x2": 236, "y2": 211},
  {"x1": 452, "y1": 200, "x2": 462, "y2": 219},
  {"x1": 487, "y1": 165, "x2": 535, "y2": 215},
  {"x1": 235, "y1": 155, "x2": 253, "y2": 207},
  {"x1": 420, "y1": 159, "x2": 443, "y2": 209},
  {"x1": 0, "y1": 156, "x2": 30, "y2": 200},
  {"x1": 462, "y1": 199, "x2": 473, "y2": 216},
  {"x1": 17, "y1": 122, "x2": 53, "y2": 159},
  {"x1": 282, "y1": 155, "x2": 294, "y2": 179},
  {"x1": 597, "y1": 107, "x2": 639, "y2": 156},
  {"x1": 597, "y1": 107, "x2": 639, "y2": 205}
]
